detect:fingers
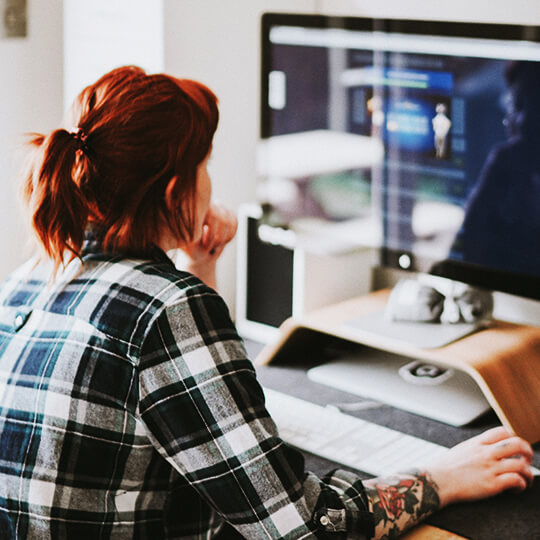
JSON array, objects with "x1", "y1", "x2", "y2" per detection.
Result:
[
  {"x1": 491, "y1": 436, "x2": 533, "y2": 462},
  {"x1": 202, "y1": 202, "x2": 238, "y2": 255},
  {"x1": 484, "y1": 430, "x2": 534, "y2": 489},
  {"x1": 476, "y1": 427, "x2": 534, "y2": 462},
  {"x1": 493, "y1": 471, "x2": 530, "y2": 493},
  {"x1": 430, "y1": 427, "x2": 536, "y2": 506},
  {"x1": 497, "y1": 457, "x2": 535, "y2": 486},
  {"x1": 477, "y1": 426, "x2": 515, "y2": 444},
  {"x1": 201, "y1": 224, "x2": 211, "y2": 250}
]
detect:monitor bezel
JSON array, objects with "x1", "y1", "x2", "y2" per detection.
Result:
[{"x1": 260, "y1": 12, "x2": 540, "y2": 301}]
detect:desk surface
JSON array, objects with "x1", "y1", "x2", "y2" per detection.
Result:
[{"x1": 248, "y1": 341, "x2": 540, "y2": 540}]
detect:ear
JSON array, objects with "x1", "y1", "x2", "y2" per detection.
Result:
[
  {"x1": 162, "y1": 176, "x2": 196, "y2": 245},
  {"x1": 164, "y1": 176, "x2": 178, "y2": 212}
]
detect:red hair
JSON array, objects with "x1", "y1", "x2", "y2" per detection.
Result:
[{"x1": 22, "y1": 65, "x2": 219, "y2": 269}]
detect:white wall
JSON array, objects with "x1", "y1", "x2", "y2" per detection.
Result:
[
  {"x1": 162, "y1": 0, "x2": 315, "y2": 309},
  {"x1": 63, "y1": 0, "x2": 164, "y2": 110},
  {"x1": 318, "y1": 0, "x2": 540, "y2": 24},
  {"x1": 0, "y1": 0, "x2": 64, "y2": 279}
]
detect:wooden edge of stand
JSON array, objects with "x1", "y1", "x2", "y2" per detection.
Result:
[
  {"x1": 254, "y1": 291, "x2": 540, "y2": 444},
  {"x1": 437, "y1": 325, "x2": 540, "y2": 443},
  {"x1": 255, "y1": 319, "x2": 303, "y2": 366}
]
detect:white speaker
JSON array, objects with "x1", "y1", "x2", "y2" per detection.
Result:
[{"x1": 236, "y1": 204, "x2": 376, "y2": 343}]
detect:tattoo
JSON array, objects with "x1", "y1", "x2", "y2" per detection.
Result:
[{"x1": 364, "y1": 470, "x2": 441, "y2": 539}]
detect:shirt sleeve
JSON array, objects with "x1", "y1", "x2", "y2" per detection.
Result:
[{"x1": 137, "y1": 281, "x2": 374, "y2": 540}]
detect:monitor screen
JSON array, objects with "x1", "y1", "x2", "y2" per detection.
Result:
[{"x1": 259, "y1": 14, "x2": 540, "y2": 301}]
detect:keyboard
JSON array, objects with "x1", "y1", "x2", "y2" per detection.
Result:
[
  {"x1": 264, "y1": 387, "x2": 449, "y2": 476},
  {"x1": 264, "y1": 388, "x2": 540, "y2": 477}
]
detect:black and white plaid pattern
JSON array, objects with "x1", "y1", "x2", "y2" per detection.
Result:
[{"x1": 0, "y1": 231, "x2": 373, "y2": 539}]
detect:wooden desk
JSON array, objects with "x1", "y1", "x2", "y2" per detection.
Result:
[
  {"x1": 403, "y1": 524, "x2": 466, "y2": 540},
  {"x1": 256, "y1": 289, "x2": 540, "y2": 443}
]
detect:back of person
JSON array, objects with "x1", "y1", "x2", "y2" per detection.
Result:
[{"x1": 0, "y1": 232, "x2": 224, "y2": 538}]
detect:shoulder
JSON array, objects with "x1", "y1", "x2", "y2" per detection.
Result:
[
  {"x1": 138, "y1": 257, "x2": 238, "y2": 341},
  {"x1": 484, "y1": 137, "x2": 523, "y2": 165},
  {"x1": 0, "y1": 253, "x2": 240, "y2": 365},
  {"x1": 83, "y1": 255, "x2": 232, "y2": 353},
  {"x1": 136, "y1": 260, "x2": 248, "y2": 379},
  {"x1": 130, "y1": 257, "x2": 236, "y2": 339},
  {"x1": 121, "y1": 256, "x2": 211, "y2": 303},
  {"x1": 0, "y1": 256, "x2": 41, "y2": 307},
  {"x1": 1, "y1": 253, "x2": 232, "y2": 356}
]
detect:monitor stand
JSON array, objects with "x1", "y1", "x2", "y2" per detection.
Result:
[
  {"x1": 343, "y1": 310, "x2": 487, "y2": 349},
  {"x1": 255, "y1": 288, "x2": 540, "y2": 443}
]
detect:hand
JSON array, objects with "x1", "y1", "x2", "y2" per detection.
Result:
[
  {"x1": 201, "y1": 202, "x2": 238, "y2": 258},
  {"x1": 184, "y1": 201, "x2": 237, "y2": 261},
  {"x1": 364, "y1": 427, "x2": 534, "y2": 539},
  {"x1": 428, "y1": 427, "x2": 534, "y2": 507},
  {"x1": 182, "y1": 202, "x2": 237, "y2": 288}
]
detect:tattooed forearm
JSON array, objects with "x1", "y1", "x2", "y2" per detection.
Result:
[{"x1": 363, "y1": 470, "x2": 441, "y2": 539}]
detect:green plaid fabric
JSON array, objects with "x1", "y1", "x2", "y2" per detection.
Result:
[{"x1": 0, "y1": 231, "x2": 373, "y2": 539}]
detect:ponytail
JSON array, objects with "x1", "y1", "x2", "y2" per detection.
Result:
[
  {"x1": 23, "y1": 129, "x2": 89, "y2": 269},
  {"x1": 21, "y1": 65, "x2": 219, "y2": 270}
]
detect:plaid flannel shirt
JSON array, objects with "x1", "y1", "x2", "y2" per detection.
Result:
[{"x1": 0, "y1": 231, "x2": 373, "y2": 539}]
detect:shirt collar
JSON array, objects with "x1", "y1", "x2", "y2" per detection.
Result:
[{"x1": 80, "y1": 225, "x2": 175, "y2": 266}]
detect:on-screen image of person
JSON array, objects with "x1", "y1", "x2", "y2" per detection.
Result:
[{"x1": 432, "y1": 102, "x2": 452, "y2": 159}]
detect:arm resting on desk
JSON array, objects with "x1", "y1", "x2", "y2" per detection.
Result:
[
  {"x1": 363, "y1": 426, "x2": 534, "y2": 539},
  {"x1": 364, "y1": 470, "x2": 440, "y2": 539}
]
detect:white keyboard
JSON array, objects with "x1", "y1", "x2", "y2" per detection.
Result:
[{"x1": 264, "y1": 387, "x2": 448, "y2": 476}]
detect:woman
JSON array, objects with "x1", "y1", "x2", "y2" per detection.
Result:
[{"x1": 0, "y1": 66, "x2": 533, "y2": 539}]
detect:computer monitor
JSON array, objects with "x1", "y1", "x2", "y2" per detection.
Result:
[{"x1": 259, "y1": 13, "x2": 540, "y2": 303}]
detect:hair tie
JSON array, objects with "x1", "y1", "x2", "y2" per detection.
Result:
[{"x1": 69, "y1": 127, "x2": 89, "y2": 154}]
